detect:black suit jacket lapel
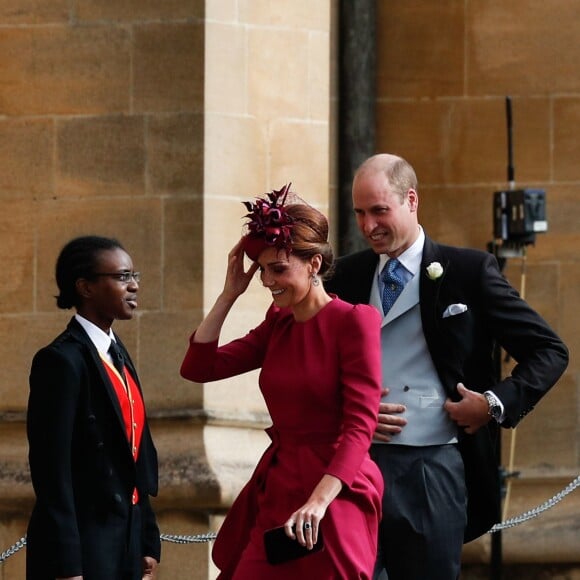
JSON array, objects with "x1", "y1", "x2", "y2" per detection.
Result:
[
  {"x1": 67, "y1": 318, "x2": 130, "y2": 442},
  {"x1": 419, "y1": 237, "x2": 448, "y2": 335},
  {"x1": 419, "y1": 238, "x2": 458, "y2": 398}
]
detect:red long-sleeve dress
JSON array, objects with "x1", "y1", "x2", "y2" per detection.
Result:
[{"x1": 181, "y1": 297, "x2": 383, "y2": 579}]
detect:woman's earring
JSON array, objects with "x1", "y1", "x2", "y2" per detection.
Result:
[{"x1": 311, "y1": 273, "x2": 320, "y2": 287}]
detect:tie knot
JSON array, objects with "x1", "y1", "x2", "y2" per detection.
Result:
[
  {"x1": 382, "y1": 258, "x2": 400, "y2": 280},
  {"x1": 108, "y1": 340, "x2": 124, "y2": 375},
  {"x1": 109, "y1": 339, "x2": 121, "y2": 355}
]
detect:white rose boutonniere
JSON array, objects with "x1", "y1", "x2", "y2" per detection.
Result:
[{"x1": 426, "y1": 261, "x2": 444, "y2": 280}]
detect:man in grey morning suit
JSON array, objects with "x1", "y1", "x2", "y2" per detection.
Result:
[{"x1": 325, "y1": 154, "x2": 568, "y2": 580}]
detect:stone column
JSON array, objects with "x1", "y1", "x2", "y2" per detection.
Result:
[{"x1": 337, "y1": 0, "x2": 376, "y2": 255}]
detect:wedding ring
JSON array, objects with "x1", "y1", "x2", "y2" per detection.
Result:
[{"x1": 304, "y1": 522, "x2": 311, "y2": 530}]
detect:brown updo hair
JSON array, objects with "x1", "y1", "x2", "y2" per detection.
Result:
[{"x1": 285, "y1": 203, "x2": 334, "y2": 279}]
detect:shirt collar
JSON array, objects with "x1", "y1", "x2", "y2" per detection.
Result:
[
  {"x1": 378, "y1": 225, "x2": 425, "y2": 276},
  {"x1": 74, "y1": 313, "x2": 116, "y2": 355}
]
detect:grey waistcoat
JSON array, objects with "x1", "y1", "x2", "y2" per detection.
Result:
[{"x1": 370, "y1": 271, "x2": 458, "y2": 446}]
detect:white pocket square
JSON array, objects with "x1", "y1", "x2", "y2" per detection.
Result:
[{"x1": 442, "y1": 303, "x2": 468, "y2": 318}]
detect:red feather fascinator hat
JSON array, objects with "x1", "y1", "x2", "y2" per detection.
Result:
[{"x1": 241, "y1": 183, "x2": 295, "y2": 261}]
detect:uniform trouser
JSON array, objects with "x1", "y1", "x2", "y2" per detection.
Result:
[
  {"x1": 83, "y1": 503, "x2": 144, "y2": 580},
  {"x1": 371, "y1": 444, "x2": 467, "y2": 580}
]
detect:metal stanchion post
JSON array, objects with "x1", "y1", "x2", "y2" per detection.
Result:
[
  {"x1": 488, "y1": 250, "x2": 506, "y2": 580},
  {"x1": 489, "y1": 336, "x2": 503, "y2": 580}
]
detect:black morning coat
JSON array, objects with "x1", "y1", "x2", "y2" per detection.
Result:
[
  {"x1": 26, "y1": 317, "x2": 160, "y2": 579},
  {"x1": 325, "y1": 235, "x2": 569, "y2": 542}
]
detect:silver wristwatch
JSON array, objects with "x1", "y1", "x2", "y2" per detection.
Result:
[{"x1": 484, "y1": 391, "x2": 502, "y2": 422}]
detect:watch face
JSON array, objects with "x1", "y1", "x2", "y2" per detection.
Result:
[{"x1": 485, "y1": 393, "x2": 501, "y2": 420}]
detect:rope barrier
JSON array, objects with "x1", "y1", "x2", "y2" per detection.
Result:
[
  {"x1": 489, "y1": 474, "x2": 580, "y2": 532},
  {"x1": 2, "y1": 475, "x2": 579, "y2": 562},
  {"x1": 0, "y1": 536, "x2": 26, "y2": 564},
  {"x1": 160, "y1": 532, "x2": 217, "y2": 544}
]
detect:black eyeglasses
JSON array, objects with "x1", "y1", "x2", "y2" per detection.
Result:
[{"x1": 91, "y1": 271, "x2": 141, "y2": 283}]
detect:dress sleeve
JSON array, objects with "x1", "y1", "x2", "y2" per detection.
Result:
[
  {"x1": 180, "y1": 304, "x2": 278, "y2": 382},
  {"x1": 326, "y1": 304, "x2": 382, "y2": 486}
]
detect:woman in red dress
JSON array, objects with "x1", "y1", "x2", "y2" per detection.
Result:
[{"x1": 180, "y1": 186, "x2": 383, "y2": 579}]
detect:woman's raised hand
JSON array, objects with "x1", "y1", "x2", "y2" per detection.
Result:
[{"x1": 223, "y1": 238, "x2": 259, "y2": 300}]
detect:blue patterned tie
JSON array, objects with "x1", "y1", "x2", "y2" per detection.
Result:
[{"x1": 381, "y1": 258, "x2": 404, "y2": 314}]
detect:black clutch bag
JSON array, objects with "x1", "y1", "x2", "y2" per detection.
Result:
[{"x1": 263, "y1": 525, "x2": 324, "y2": 565}]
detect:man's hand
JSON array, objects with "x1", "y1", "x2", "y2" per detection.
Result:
[
  {"x1": 142, "y1": 556, "x2": 158, "y2": 580},
  {"x1": 444, "y1": 383, "x2": 490, "y2": 434},
  {"x1": 375, "y1": 388, "x2": 407, "y2": 442}
]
